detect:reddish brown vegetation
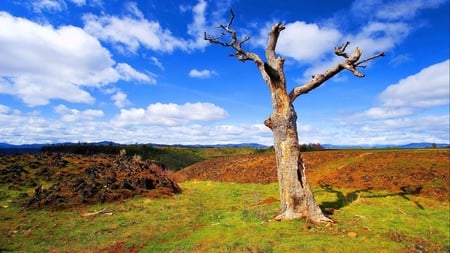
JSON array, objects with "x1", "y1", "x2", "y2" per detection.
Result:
[
  {"x1": 0, "y1": 153, "x2": 181, "y2": 210},
  {"x1": 177, "y1": 149, "x2": 449, "y2": 201},
  {"x1": 96, "y1": 242, "x2": 138, "y2": 253}
]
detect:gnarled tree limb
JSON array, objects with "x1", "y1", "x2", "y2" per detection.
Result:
[
  {"x1": 204, "y1": 9, "x2": 261, "y2": 64},
  {"x1": 204, "y1": 11, "x2": 385, "y2": 103},
  {"x1": 204, "y1": 9, "x2": 282, "y2": 88},
  {"x1": 289, "y1": 44, "x2": 385, "y2": 102}
]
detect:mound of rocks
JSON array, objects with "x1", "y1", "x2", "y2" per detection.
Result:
[{"x1": 25, "y1": 156, "x2": 181, "y2": 210}]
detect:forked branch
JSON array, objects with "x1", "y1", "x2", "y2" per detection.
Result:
[
  {"x1": 289, "y1": 43, "x2": 385, "y2": 101},
  {"x1": 204, "y1": 11, "x2": 385, "y2": 104},
  {"x1": 334, "y1": 41, "x2": 350, "y2": 58},
  {"x1": 204, "y1": 9, "x2": 261, "y2": 63}
]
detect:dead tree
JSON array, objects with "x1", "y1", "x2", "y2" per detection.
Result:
[{"x1": 204, "y1": 10, "x2": 384, "y2": 223}]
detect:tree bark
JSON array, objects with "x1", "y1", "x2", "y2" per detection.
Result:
[{"x1": 264, "y1": 82, "x2": 331, "y2": 222}]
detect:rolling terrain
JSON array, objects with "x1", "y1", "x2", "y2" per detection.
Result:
[
  {"x1": 0, "y1": 148, "x2": 448, "y2": 252},
  {"x1": 177, "y1": 149, "x2": 449, "y2": 201}
]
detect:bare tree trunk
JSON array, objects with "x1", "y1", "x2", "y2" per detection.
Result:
[{"x1": 265, "y1": 87, "x2": 331, "y2": 222}]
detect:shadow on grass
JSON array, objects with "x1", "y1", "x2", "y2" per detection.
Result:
[{"x1": 318, "y1": 184, "x2": 424, "y2": 214}]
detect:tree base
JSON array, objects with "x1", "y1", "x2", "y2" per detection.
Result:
[{"x1": 274, "y1": 207, "x2": 334, "y2": 224}]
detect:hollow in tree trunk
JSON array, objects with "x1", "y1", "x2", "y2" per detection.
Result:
[{"x1": 264, "y1": 85, "x2": 331, "y2": 222}]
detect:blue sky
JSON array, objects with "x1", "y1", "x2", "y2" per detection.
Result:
[{"x1": 0, "y1": 0, "x2": 448, "y2": 145}]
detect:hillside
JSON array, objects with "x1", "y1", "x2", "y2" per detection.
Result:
[{"x1": 177, "y1": 149, "x2": 449, "y2": 201}]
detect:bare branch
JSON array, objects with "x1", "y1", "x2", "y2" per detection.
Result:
[
  {"x1": 334, "y1": 41, "x2": 350, "y2": 58},
  {"x1": 226, "y1": 9, "x2": 236, "y2": 30},
  {"x1": 203, "y1": 32, "x2": 228, "y2": 46},
  {"x1": 266, "y1": 23, "x2": 285, "y2": 63},
  {"x1": 341, "y1": 47, "x2": 365, "y2": 77},
  {"x1": 289, "y1": 43, "x2": 385, "y2": 102},
  {"x1": 204, "y1": 9, "x2": 260, "y2": 63},
  {"x1": 356, "y1": 52, "x2": 385, "y2": 66}
]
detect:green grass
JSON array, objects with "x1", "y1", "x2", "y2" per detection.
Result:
[
  {"x1": 1, "y1": 181, "x2": 448, "y2": 252},
  {"x1": 134, "y1": 146, "x2": 273, "y2": 171}
]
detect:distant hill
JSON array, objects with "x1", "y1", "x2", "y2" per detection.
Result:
[
  {"x1": 1, "y1": 141, "x2": 448, "y2": 155},
  {"x1": 167, "y1": 143, "x2": 269, "y2": 149},
  {"x1": 397, "y1": 142, "x2": 449, "y2": 149},
  {"x1": 322, "y1": 142, "x2": 449, "y2": 149},
  {"x1": 0, "y1": 143, "x2": 45, "y2": 149},
  {"x1": 0, "y1": 143, "x2": 44, "y2": 154}
]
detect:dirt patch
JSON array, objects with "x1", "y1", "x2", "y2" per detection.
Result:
[
  {"x1": 386, "y1": 231, "x2": 444, "y2": 253},
  {"x1": 0, "y1": 153, "x2": 181, "y2": 210},
  {"x1": 177, "y1": 149, "x2": 449, "y2": 201},
  {"x1": 95, "y1": 242, "x2": 138, "y2": 253}
]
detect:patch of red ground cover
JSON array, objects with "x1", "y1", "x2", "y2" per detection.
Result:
[{"x1": 177, "y1": 149, "x2": 449, "y2": 201}]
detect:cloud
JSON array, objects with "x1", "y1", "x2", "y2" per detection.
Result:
[
  {"x1": 113, "y1": 102, "x2": 228, "y2": 126},
  {"x1": 111, "y1": 91, "x2": 130, "y2": 108},
  {"x1": 347, "y1": 21, "x2": 410, "y2": 55},
  {"x1": 362, "y1": 107, "x2": 414, "y2": 120},
  {"x1": 82, "y1": 0, "x2": 212, "y2": 54},
  {"x1": 69, "y1": 0, "x2": 86, "y2": 6},
  {"x1": 337, "y1": 114, "x2": 450, "y2": 145},
  {"x1": 338, "y1": 60, "x2": 450, "y2": 144},
  {"x1": 125, "y1": 2, "x2": 144, "y2": 19},
  {"x1": 116, "y1": 63, "x2": 155, "y2": 83},
  {"x1": 32, "y1": 0, "x2": 67, "y2": 13},
  {"x1": 390, "y1": 54, "x2": 412, "y2": 66},
  {"x1": 0, "y1": 12, "x2": 153, "y2": 106},
  {"x1": 356, "y1": 59, "x2": 449, "y2": 119},
  {"x1": 54, "y1": 104, "x2": 104, "y2": 122},
  {"x1": 379, "y1": 59, "x2": 449, "y2": 108},
  {"x1": 351, "y1": 0, "x2": 448, "y2": 21},
  {"x1": 0, "y1": 108, "x2": 110, "y2": 144},
  {"x1": 251, "y1": 21, "x2": 342, "y2": 63},
  {"x1": 250, "y1": 0, "x2": 442, "y2": 85},
  {"x1": 188, "y1": 69, "x2": 217, "y2": 79},
  {"x1": 251, "y1": 16, "x2": 408, "y2": 84},
  {"x1": 0, "y1": 76, "x2": 95, "y2": 106},
  {"x1": 294, "y1": 20, "x2": 411, "y2": 83},
  {"x1": 150, "y1": 57, "x2": 164, "y2": 70},
  {"x1": 186, "y1": 0, "x2": 210, "y2": 49},
  {"x1": 82, "y1": 13, "x2": 187, "y2": 53},
  {"x1": 277, "y1": 21, "x2": 342, "y2": 62}
]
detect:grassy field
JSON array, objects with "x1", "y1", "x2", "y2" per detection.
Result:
[
  {"x1": 0, "y1": 149, "x2": 448, "y2": 252},
  {"x1": 1, "y1": 180, "x2": 449, "y2": 252}
]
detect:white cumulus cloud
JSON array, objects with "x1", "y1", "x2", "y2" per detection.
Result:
[
  {"x1": 379, "y1": 59, "x2": 449, "y2": 108},
  {"x1": 82, "y1": 0, "x2": 211, "y2": 54},
  {"x1": 116, "y1": 63, "x2": 155, "y2": 83},
  {"x1": 82, "y1": 13, "x2": 186, "y2": 53},
  {"x1": 277, "y1": 21, "x2": 342, "y2": 62},
  {"x1": 113, "y1": 102, "x2": 228, "y2": 126},
  {"x1": 54, "y1": 104, "x2": 104, "y2": 122},
  {"x1": 186, "y1": 0, "x2": 210, "y2": 49},
  {"x1": 356, "y1": 59, "x2": 449, "y2": 119},
  {"x1": 0, "y1": 12, "x2": 153, "y2": 106},
  {"x1": 188, "y1": 69, "x2": 217, "y2": 79},
  {"x1": 111, "y1": 91, "x2": 130, "y2": 108},
  {"x1": 340, "y1": 60, "x2": 450, "y2": 144}
]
